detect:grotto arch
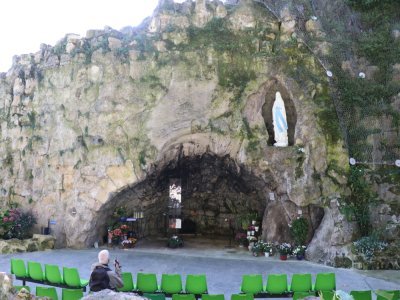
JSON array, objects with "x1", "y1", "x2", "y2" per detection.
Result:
[
  {"x1": 90, "y1": 152, "x2": 274, "y2": 245},
  {"x1": 261, "y1": 79, "x2": 297, "y2": 146}
]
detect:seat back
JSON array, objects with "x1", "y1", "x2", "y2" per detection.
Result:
[
  {"x1": 350, "y1": 291, "x2": 372, "y2": 300},
  {"x1": 63, "y1": 267, "x2": 82, "y2": 288},
  {"x1": 172, "y1": 294, "x2": 196, "y2": 300},
  {"x1": 320, "y1": 290, "x2": 337, "y2": 300},
  {"x1": 266, "y1": 274, "x2": 288, "y2": 295},
  {"x1": 293, "y1": 292, "x2": 317, "y2": 300},
  {"x1": 13, "y1": 286, "x2": 31, "y2": 292},
  {"x1": 62, "y1": 288, "x2": 84, "y2": 300},
  {"x1": 36, "y1": 286, "x2": 58, "y2": 300},
  {"x1": 11, "y1": 259, "x2": 27, "y2": 277},
  {"x1": 185, "y1": 274, "x2": 208, "y2": 294},
  {"x1": 202, "y1": 294, "x2": 225, "y2": 300},
  {"x1": 45, "y1": 264, "x2": 63, "y2": 284},
  {"x1": 143, "y1": 293, "x2": 167, "y2": 300},
  {"x1": 137, "y1": 273, "x2": 158, "y2": 293},
  {"x1": 290, "y1": 274, "x2": 312, "y2": 292},
  {"x1": 161, "y1": 274, "x2": 183, "y2": 294},
  {"x1": 376, "y1": 290, "x2": 400, "y2": 300},
  {"x1": 231, "y1": 294, "x2": 254, "y2": 300},
  {"x1": 28, "y1": 261, "x2": 45, "y2": 281},
  {"x1": 241, "y1": 274, "x2": 264, "y2": 295},
  {"x1": 118, "y1": 272, "x2": 135, "y2": 292},
  {"x1": 314, "y1": 273, "x2": 336, "y2": 291}
]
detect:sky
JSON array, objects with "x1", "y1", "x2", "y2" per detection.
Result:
[{"x1": 0, "y1": 0, "x2": 162, "y2": 72}]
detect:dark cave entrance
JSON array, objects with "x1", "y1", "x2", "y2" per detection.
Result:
[
  {"x1": 96, "y1": 153, "x2": 269, "y2": 242},
  {"x1": 262, "y1": 79, "x2": 297, "y2": 146}
]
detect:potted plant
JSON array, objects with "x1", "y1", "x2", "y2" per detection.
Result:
[
  {"x1": 167, "y1": 235, "x2": 184, "y2": 248},
  {"x1": 235, "y1": 232, "x2": 248, "y2": 247},
  {"x1": 251, "y1": 241, "x2": 265, "y2": 257},
  {"x1": 121, "y1": 238, "x2": 136, "y2": 249},
  {"x1": 278, "y1": 243, "x2": 292, "y2": 260},
  {"x1": 263, "y1": 242, "x2": 274, "y2": 257},
  {"x1": 247, "y1": 236, "x2": 257, "y2": 251},
  {"x1": 292, "y1": 245, "x2": 307, "y2": 260}
]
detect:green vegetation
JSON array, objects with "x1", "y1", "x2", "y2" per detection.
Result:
[
  {"x1": 290, "y1": 216, "x2": 309, "y2": 245},
  {"x1": 342, "y1": 166, "x2": 378, "y2": 236}
]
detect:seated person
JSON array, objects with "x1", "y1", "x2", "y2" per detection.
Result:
[{"x1": 89, "y1": 249, "x2": 123, "y2": 291}]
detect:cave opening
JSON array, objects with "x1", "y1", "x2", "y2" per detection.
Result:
[{"x1": 95, "y1": 153, "x2": 269, "y2": 243}]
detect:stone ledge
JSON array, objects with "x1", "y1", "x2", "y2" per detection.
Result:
[{"x1": 0, "y1": 234, "x2": 56, "y2": 254}]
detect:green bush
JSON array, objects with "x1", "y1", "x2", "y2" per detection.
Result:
[
  {"x1": 353, "y1": 235, "x2": 388, "y2": 260},
  {"x1": 0, "y1": 208, "x2": 36, "y2": 239},
  {"x1": 290, "y1": 217, "x2": 309, "y2": 245}
]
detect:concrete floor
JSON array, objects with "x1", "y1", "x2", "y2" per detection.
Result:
[{"x1": 0, "y1": 237, "x2": 399, "y2": 298}]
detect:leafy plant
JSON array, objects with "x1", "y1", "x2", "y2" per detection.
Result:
[
  {"x1": 345, "y1": 167, "x2": 378, "y2": 236},
  {"x1": 353, "y1": 235, "x2": 388, "y2": 260},
  {"x1": 0, "y1": 207, "x2": 36, "y2": 239},
  {"x1": 278, "y1": 243, "x2": 292, "y2": 255},
  {"x1": 290, "y1": 217, "x2": 309, "y2": 245}
]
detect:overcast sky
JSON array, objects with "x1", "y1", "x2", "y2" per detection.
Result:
[{"x1": 0, "y1": 0, "x2": 161, "y2": 72}]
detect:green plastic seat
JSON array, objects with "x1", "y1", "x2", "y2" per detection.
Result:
[
  {"x1": 265, "y1": 274, "x2": 288, "y2": 295},
  {"x1": 161, "y1": 274, "x2": 183, "y2": 294},
  {"x1": 13, "y1": 286, "x2": 31, "y2": 292},
  {"x1": 36, "y1": 286, "x2": 58, "y2": 300},
  {"x1": 293, "y1": 292, "x2": 316, "y2": 300},
  {"x1": 118, "y1": 272, "x2": 135, "y2": 292},
  {"x1": 11, "y1": 259, "x2": 28, "y2": 277},
  {"x1": 320, "y1": 290, "x2": 337, "y2": 300},
  {"x1": 143, "y1": 293, "x2": 167, "y2": 300},
  {"x1": 63, "y1": 267, "x2": 89, "y2": 288},
  {"x1": 350, "y1": 291, "x2": 372, "y2": 300},
  {"x1": 202, "y1": 294, "x2": 225, "y2": 300},
  {"x1": 45, "y1": 264, "x2": 64, "y2": 284},
  {"x1": 172, "y1": 294, "x2": 196, "y2": 300},
  {"x1": 289, "y1": 274, "x2": 313, "y2": 292},
  {"x1": 313, "y1": 273, "x2": 336, "y2": 292},
  {"x1": 137, "y1": 273, "x2": 159, "y2": 293},
  {"x1": 318, "y1": 291, "x2": 337, "y2": 300},
  {"x1": 376, "y1": 290, "x2": 400, "y2": 300},
  {"x1": 231, "y1": 294, "x2": 254, "y2": 300},
  {"x1": 28, "y1": 261, "x2": 45, "y2": 281},
  {"x1": 240, "y1": 274, "x2": 264, "y2": 295},
  {"x1": 185, "y1": 274, "x2": 208, "y2": 295},
  {"x1": 62, "y1": 288, "x2": 84, "y2": 300}
]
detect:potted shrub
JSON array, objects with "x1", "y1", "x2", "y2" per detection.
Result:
[
  {"x1": 167, "y1": 235, "x2": 184, "y2": 248},
  {"x1": 235, "y1": 232, "x2": 248, "y2": 247},
  {"x1": 292, "y1": 245, "x2": 307, "y2": 260},
  {"x1": 251, "y1": 241, "x2": 265, "y2": 257},
  {"x1": 278, "y1": 243, "x2": 292, "y2": 260},
  {"x1": 263, "y1": 242, "x2": 274, "y2": 257}
]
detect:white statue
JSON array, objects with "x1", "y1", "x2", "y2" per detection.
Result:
[{"x1": 272, "y1": 91, "x2": 288, "y2": 147}]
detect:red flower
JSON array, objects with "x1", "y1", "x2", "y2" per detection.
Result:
[
  {"x1": 3, "y1": 217, "x2": 9, "y2": 222},
  {"x1": 113, "y1": 228, "x2": 122, "y2": 236}
]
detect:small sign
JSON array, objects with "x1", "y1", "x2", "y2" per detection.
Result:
[
  {"x1": 126, "y1": 218, "x2": 137, "y2": 222},
  {"x1": 269, "y1": 193, "x2": 275, "y2": 201},
  {"x1": 298, "y1": 209, "x2": 302, "y2": 215},
  {"x1": 49, "y1": 220, "x2": 57, "y2": 225}
]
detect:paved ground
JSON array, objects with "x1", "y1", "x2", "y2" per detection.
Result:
[{"x1": 0, "y1": 237, "x2": 399, "y2": 299}]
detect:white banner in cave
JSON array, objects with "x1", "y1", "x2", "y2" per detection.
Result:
[{"x1": 169, "y1": 179, "x2": 182, "y2": 228}]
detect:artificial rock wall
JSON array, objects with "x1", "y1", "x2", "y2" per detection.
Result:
[{"x1": 0, "y1": 0, "x2": 350, "y2": 264}]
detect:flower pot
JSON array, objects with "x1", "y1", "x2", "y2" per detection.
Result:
[
  {"x1": 255, "y1": 226, "x2": 259, "y2": 232},
  {"x1": 264, "y1": 252, "x2": 270, "y2": 257},
  {"x1": 247, "y1": 231, "x2": 251, "y2": 236},
  {"x1": 252, "y1": 220, "x2": 256, "y2": 225},
  {"x1": 280, "y1": 254, "x2": 288, "y2": 261},
  {"x1": 296, "y1": 254, "x2": 304, "y2": 260}
]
